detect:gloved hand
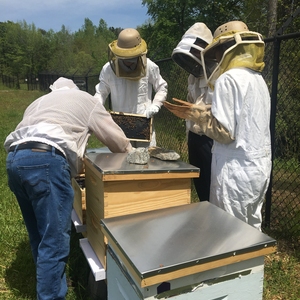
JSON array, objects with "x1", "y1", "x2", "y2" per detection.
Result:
[
  {"x1": 145, "y1": 104, "x2": 160, "y2": 118},
  {"x1": 129, "y1": 147, "x2": 136, "y2": 153},
  {"x1": 164, "y1": 98, "x2": 234, "y2": 144},
  {"x1": 163, "y1": 98, "x2": 210, "y2": 124}
]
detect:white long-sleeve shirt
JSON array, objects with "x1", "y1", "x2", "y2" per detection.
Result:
[{"x1": 4, "y1": 88, "x2": 132, "y2": 176}]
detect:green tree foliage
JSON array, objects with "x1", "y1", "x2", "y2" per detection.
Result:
[
  {"x1": 0, "y1": 18, "x2": 118, "y2": 85},
  {"x1": 0, "y1": 22, "x2": 28, "y2": 80},
  {"x1": 140, "y1": 0, "x2": 251, "y2": 59},
  {"x1": 0, "y1": 1, "x2": 298, "y2": 86},
  {"x1": 139, "y1": 0, "x2": 298, "y2": 58},
  {"x1": 47, "y1": 26, "x2": 75, "y2": 73}
]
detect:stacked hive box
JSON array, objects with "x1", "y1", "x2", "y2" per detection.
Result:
[
  {"x1": 102, "y1": 202, "x2": 277, "y2": 300},
  {"x1": 84, "y1": 152, "x2": 200, "y2": 268}
]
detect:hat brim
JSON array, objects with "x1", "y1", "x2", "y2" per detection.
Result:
[
  {"x1": 203, "y1": 30, "x2": 263, "y2": 60},
  {"x1": 109, "y1": 39, "x2": 147, "y2": 58}
]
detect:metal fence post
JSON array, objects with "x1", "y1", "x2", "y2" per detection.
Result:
[{"x1": 265, "y1": 37, "x2": 281, "y2": 228}]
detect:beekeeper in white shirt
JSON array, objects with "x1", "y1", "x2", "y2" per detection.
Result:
[{"x1": 4, "y1": 77, "x2": 133, "y2": 299}]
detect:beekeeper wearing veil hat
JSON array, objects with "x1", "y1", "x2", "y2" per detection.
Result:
[
  {"x1": 95, "y1": 28, "x2": 168, "y2": 147},
  {"x1": 171, "y1": 22, "x2": 215, "y2": 201},
  {"x1": 164, "y1": 21, "x2": 271, "y2": 230}
]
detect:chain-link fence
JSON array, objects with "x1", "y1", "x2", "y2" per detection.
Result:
[
  {"x1": 37, "y1": 72, "x2": 100, "y2": 95},
  {"x1": 263, "y1": 33, "x2": 300, "y2": 242},
  {"x1": 1, "y1": 75, "x2": 19, "y2": 89}
]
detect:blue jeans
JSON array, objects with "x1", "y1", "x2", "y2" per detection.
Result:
[{"x1": 6, "y1": 148, "x2": 74, "y2": 300}]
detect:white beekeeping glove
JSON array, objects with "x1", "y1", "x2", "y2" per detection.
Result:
[{"x1": 145, "y1": 104, "x2": 160, "y2": 118}]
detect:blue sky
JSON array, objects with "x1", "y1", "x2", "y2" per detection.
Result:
[{"x1": 0, "y1": 0, "x2": 150, "y2": 32}]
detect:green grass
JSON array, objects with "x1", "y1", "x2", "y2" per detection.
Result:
[
  {"x1": 0, "y1": 87, "x2": 299, "y2": 299},
  {"x1": 0, "y1": 89, "x2": 40, "y2": 299}
]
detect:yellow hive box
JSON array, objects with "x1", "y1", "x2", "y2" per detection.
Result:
[
  {"x1": 72, "y1": 176, "x2": 86, "y2": 225},
  {"x1": 84, "y1": 152, "x2": 200, "y2": 269}
]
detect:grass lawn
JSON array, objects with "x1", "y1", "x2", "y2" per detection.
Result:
[{"x1": 0, "y1": 87, "x2": 299, "y2": 299}]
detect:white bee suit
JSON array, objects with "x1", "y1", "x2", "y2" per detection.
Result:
[
  {"x1": 95, "y1": 58, "x2": 168, "y2": 146},
  {"x1": 209, "y1": 68, "x2": 272, "y2": 230}
]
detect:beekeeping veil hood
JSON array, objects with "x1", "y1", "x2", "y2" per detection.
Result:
[
  {"x1": 172, "y1": 22, "x2": 214, "y2": 78},
  {"x1": 202, "y1": 20, "x2": 265, "y2": 89},
  {"x1": 108, "y1": 28, "x2": 147, "y2": 80},
  {"x1": 49, "y1": 77, "x2": 79, "y2": 91}
]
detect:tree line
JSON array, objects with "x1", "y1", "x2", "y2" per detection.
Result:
[
  {"x1": 0, "y1": 18, "x2": 120, "y2": 81},
  {"x1": 0, "y1": 0, "x2": 298, "y2": 85}
]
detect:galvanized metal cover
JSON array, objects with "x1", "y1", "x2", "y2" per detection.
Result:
[
  {"x1": 101, "y1": 202, "x2": 276, "y2": 279},
  {"x1": 85, "y1": 152, "x2": 200, "y2": 175}
]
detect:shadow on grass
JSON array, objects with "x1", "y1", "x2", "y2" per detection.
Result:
[
  {"x1": 4, "y1": 225, "x2": 99, "y2": 300},
  {"x1": 68, "y1": 226, "x2": 108, "y2": 300},
  {"x1": 68, "y1": 226, "x2": 92, "y2": 299},
  {"x1": 5, "y1": 240, "x2": 36, "y2": 299}
]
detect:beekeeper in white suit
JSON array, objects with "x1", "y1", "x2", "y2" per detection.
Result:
[
  {"x1": 95, "y1": 28, "x2": 168, "y2": 147},
  {"x1": 171, "y1": 22, "x2": 215, "y2": 201},
  {"x1": 164, "y1": 21, "x2": 271, "y2": 230}
]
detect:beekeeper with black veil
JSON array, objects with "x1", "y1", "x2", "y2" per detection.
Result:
[
  {"x1": 164, "y1": 21, "x2": 272, "y2": 230},
  {"x1": 171, "y1": 22, "x2": 215, "y2": 201},
  {"x1": 95, "y1": 28, "x2": 168, "y2": 147}
]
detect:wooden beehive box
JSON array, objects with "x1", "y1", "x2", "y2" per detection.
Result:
[
  {"x1": 84, "y1": 152, "x2": 200, "y2": 268},
  {"x1": 72, "y1": 176, "x2": 86, "y2": 225}
]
